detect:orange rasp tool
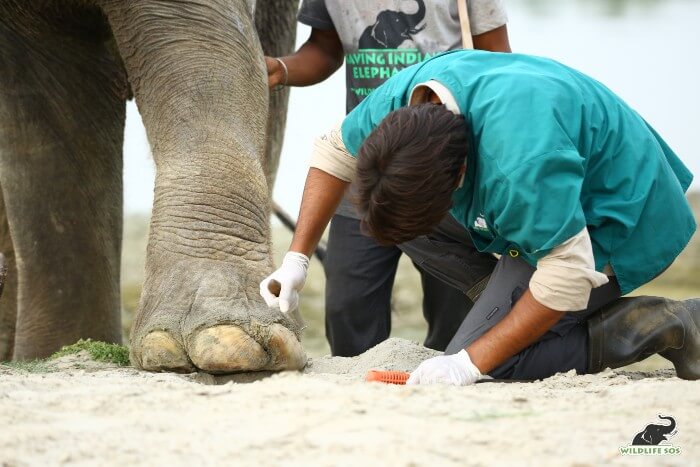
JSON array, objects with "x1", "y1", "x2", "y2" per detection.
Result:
[{"x1": 365, "y1": 370, "x2": 411, "y2": 385}]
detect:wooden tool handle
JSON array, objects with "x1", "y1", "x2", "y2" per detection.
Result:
[{"x1": 457, "y1": 0, "x2": 474, "y2": 49}]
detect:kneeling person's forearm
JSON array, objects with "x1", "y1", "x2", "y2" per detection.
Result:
[{"x1": 467, "y1": 289, "x2": 565, "y2": 375}]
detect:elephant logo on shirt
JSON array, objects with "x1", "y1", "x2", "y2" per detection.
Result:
[{"x1": 358, "y1": 0, "x2": 426, "y2": 49}]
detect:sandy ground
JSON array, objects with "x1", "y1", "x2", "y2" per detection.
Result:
[{"x1": 0, "y1": 339, "x2": 697, "y2": 466}]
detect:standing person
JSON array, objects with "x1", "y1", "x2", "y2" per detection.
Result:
[
  {"x1": 260, "y1": 50, "x2": 699, "y2": 383},
  {"x1": 266, "y1": 0, "x2": 510, "y2": 357}
]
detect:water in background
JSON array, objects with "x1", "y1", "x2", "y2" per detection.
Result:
[{"x1": 123, "y1": 0, "x2": 700, "y2": 216}]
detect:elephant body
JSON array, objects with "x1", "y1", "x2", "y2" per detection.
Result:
[
  {"x1": 0, "y1": 0, "x2": 305, "y2": 373},
  {"x1": 631, "y1": 416, "x2": 677, "y2": 445},
  {"x1": 358, "y1": 0, "x2": 426, "y2": 49}
]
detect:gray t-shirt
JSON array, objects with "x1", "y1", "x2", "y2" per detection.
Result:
[{"x1": 298, "y1": 0, "x2": 508, "y2": 218}]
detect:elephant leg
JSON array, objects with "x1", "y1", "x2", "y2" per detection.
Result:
[
  {"x1": 255, "y1": 0, "x2": 300, "y2": 189},
  {"x1": 0, "y1": 187, "x2": 17, "y2": 361},
  {"x1": 0, "y1": 4, "x2": 127, "y2": 359},
  {"x1": 99, "y1": 0, "x2": 305, "y2": 373}
]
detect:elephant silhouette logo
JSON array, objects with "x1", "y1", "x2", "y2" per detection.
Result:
[
  {"x1": 631, "y1": 415, "x2": 677, "y2": 445},
  {"x1": 619, "y1": 414, "x2": 681, "y2": 456},
  {"x1": 358, "y1": 0, "x2": 426, "y2": 49}
]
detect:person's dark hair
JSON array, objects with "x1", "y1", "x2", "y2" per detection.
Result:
[{"x1": 354, "y1": 103, "x2": 470, "y2": 245}]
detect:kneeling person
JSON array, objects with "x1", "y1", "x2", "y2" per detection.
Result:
[{"x1": 261, "y1": 50, "x2": 699, "y2": 384}]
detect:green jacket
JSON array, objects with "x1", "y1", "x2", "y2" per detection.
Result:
[{"x1": 341, "y1": 50, "x2": 696, "y2": 294}]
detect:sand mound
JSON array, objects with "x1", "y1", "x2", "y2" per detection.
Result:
[
  {"x1": 190, "y1": 337, "x2": 436, "y2": 385},
  {"x1": 304, "y1": 337, "x2": 439, "y2": 380}
]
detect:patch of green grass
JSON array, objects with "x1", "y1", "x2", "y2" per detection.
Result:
[
  {"x1": 0, "y1": 359, "x2": 52, "y2": 373},
  {"x1": 51, "y1": 339, "x2": 130, "y2": 367}
]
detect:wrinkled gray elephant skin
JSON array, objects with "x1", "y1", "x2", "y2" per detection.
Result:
[{"x1": 0, "y1": 0, "x2": 305, "y2": 373}]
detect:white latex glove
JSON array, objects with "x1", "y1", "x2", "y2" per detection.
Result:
[
  {"x1": 259, "y1": 252, "x2": 309, "y2": 313},
  {"x1": 406, "y1": 349, "x2": 482, "y2": 386}
]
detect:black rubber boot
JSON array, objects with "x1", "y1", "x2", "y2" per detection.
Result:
[{"x1": 587, "y1": 296, "x2": 700, "y2": 380}]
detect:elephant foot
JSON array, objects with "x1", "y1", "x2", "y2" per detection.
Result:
[
  {"x1": 130, "y1": 259, "x2": 307, "y2": 374},
  {"x1": 140, "y1": 331, "x2": 194, "y2": 372},
  {"x1": 188, "y1": 323, "x2": 305, "y2": 373}
]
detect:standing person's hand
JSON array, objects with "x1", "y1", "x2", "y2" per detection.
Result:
[
  {"x1": 259, "y1": 252, "x2": 309, "y2": 313},
  {"x1": 265, "y1": 56, "x2": 288, "y2": 89},
  {"x1": 406, "y1": 350, "x2": 482, "y2": 386},
  {"x1": 262, "y1": 28, "x2": 343, "y2": 89}
]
